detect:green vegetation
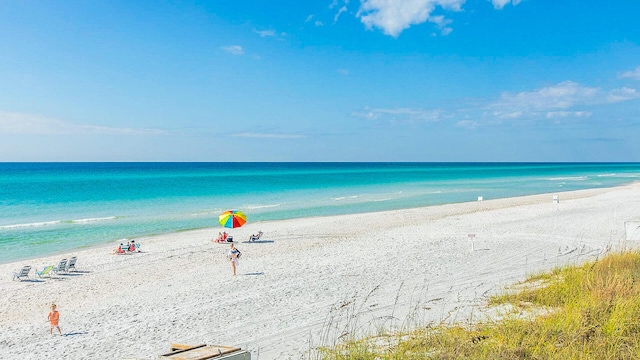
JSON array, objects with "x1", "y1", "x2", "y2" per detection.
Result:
[{"x1": 320, "y1": 251, "x2": 640, "y2": 359}]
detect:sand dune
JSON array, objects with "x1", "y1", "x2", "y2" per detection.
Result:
[{"x1": 1, "y1": 183, "x2": 639, "y2": 359}]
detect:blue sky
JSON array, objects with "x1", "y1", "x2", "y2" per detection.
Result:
[{"x1": 0, "y1": 0, "x2": 639, "y2": 161}]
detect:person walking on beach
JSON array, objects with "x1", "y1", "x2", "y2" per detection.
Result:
[
  {"x1": 227, "y1": 243, "x2": 241, "y2": 276},
  {"x1": 48, "y1": 303, "x2": 62, "y2": 335}
]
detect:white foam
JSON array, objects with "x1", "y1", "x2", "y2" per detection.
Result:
[
  {"x1": 597, "y1": 173, "x2": 617, "y2": 177},
  {"x1": 548, "y1": 176, "x2": 587, "y2": 181},
  {"x1": 70, "y1": 216, "x2": 117, "y2": 223},
  {"x1": 1, "y1": 216, "x2": 117, "y2": 229},
  {"x1": 246, "y1": 204, "x2": 282, "y2": 210},
  {"x1": 0, "y1": 220, "x2": 61, "y2": 229}
]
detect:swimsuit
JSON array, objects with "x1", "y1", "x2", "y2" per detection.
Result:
[
  {"x1": 228, "y1": 249, "x2": 240, "y2": 264},
  {"x1": 49, "y1": 311, "x2": 59, "y2": 326}
]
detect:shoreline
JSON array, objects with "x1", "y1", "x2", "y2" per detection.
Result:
[
  {"x1": 3, "y1": 181, "x2": 638, "y2": 266},
  {"x1": 1, "y1": 182, "x2": 639, "y2": 359}
]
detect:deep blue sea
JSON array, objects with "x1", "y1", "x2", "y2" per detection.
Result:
[{"x1": 1, "y1": 162, "x2": 640, "y2": 263}]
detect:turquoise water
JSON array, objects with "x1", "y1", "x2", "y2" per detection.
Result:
[{"x1": 1, "y1": 162, "x2": 640, "y2": 263}]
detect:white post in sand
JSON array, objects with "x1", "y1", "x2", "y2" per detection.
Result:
[
  {"x1": 468, "y1": 233, "x2": 476, "y2": 251},
  {"x1": 477, "y1": 196, "x2": 483, "y2": 202}
]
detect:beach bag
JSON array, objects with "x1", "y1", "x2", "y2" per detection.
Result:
[{"x1": 236, "y1": 249, "x2": 242, "y2": 259}]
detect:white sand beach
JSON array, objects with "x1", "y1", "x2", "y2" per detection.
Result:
[{"x1": 1, "y1": 183, "x2": 640, "y2": 360}]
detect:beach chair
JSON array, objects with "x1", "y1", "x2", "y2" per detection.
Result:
[
  {"x1": 249, "y1": 231, "x2": 263, "y2": 242},
  {"x1": 12, "y1": 265, "x2": 31, "y2": 281},
  {"x1": 36, "y1": 265, "x2": 54, "y2": 279},
  {"x1": 66, "y1": 257, "x2": 77, "y2": 272},
  {"x1": 52, "y1": 259, "x2": 67, "y2": 274}
]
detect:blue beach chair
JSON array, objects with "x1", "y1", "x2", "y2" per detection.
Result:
[{"x1": 36, "y1": 265, "x2": 54, "y2": 279}]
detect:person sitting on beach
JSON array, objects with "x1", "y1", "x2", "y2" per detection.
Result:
[
  {"x1": 113, "y1": 243, "x2": 126, "y2": 254},
  {"x1": 213, "y1": 232, "x2": 226, "y2": 243},
  {"x1": 249, "y1": 231, "x2": 263, "y2": 242},
  {"x1": 223, "y1": 231, "x2": 233, "y2": 242},
  {"x1": 131, "y1": 240, "x2": 140, "y2": 252}
]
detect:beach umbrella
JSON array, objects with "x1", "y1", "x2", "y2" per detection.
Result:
[{"x1": 218, "y1": 210, "x2": 247, "y2": 229}]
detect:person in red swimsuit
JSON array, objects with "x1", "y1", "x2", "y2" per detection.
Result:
[{"x1": 48, "y1": 303, "x2": 62, "y2": 335}]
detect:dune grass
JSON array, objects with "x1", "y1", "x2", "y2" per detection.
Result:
[{"x1": 319, "y1": 251, "x2": 640, "y2": 359}]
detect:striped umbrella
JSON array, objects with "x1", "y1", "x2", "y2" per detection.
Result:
[{"x1": 218, "y1": 210, "x2": 247, "y2": 229}]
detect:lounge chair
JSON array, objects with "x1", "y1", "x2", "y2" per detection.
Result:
[
  {"x1": 66, "y1": 257, "x2": 77, "y2": 272},
  {"x1": 36, "y1": 265, "x2": 54, "y2": 279},
  {"x1": 12, "y1": 265, "x2": 31, "y2": 281},
  {"x1": 249, "y1": 231, "x2": 263, "y2": 242},
  {"x1": 52, "y1": 259, "x2": 67, "y2": 274}
]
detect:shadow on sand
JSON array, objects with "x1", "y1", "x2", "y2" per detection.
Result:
[
  {"x1": 64, "y1": 331, "x2": 88, "y2": 337},
  {"x1": 241, "y1": 240, "x2": 274, "y2": 244}
]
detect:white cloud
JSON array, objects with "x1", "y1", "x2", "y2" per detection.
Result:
[
  {"x1": 356, "y1": 0, "x2": 526, "y2": 37},
  {"x1": 0, "y1": 112, "x2": 167, "y2": 135},
  {"x1": 305, "y1": 14, "x2": 315, "y2": 22},
  {"x1": 492, "y1": 81, "x2": 599, "y2": 114},
  {"x1": 607, "y1": 87, "x2": 640, "y2": 103},
  {"x1": 455, "y1": 120, "x2": 478, "y2": 129},
  {"x1": 429, "y1": 15, "x2": 451, "y2": 27},
  {"x1": 356, "y1": 0, "x2": 465, "y2": 37},
  {"x1": 334, "y1": 5, "x2": 348, "y2": 22},
  {"x1": 491, "y1": 82, "x2": 638, "y2": 119},
  {"x1": 493, "y1": 111, "x2": 523, "y2": 119},
  {"x1": 353, "y1": 107, "x2": 443, "y2": 122},
  {"x1": 315, "y1": 20, "x2": 324, "y2": 26},
  {"x1": 255, "y1": 29, "x2": 276, "y2": 37},
  {"x1": 491, "y1": 0, "x2": 522, "y2": 9},
  {"x1": 546, "y1": 111, "x2": 592, "y2": 119},
  {"x1": 231, "y1": 132, "x2": 306, "y2": 139},
  {"x1": 618, "y1": 66, "x2": 640, "y2": 80},
  {"x1": 337, "y1": 68, "x2": 349, "y2": 75},
  {"x1": 429, "y1": 15, "x2": 453, "y2": 36},
  {"x1": 221, "y1": 45, "x2": 244, "y2": 55}
]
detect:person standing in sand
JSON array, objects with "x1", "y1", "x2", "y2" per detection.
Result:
[
  {"x1": 227, "y1": 243, "x2": 241, "y2": 276},
  {"x1": 48, "y1": 303, "x2": 62, "y2": 335}
]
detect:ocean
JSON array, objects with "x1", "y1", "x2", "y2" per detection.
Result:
[{"x1": 1, "y1": 162, "x2": 639, "y2": 263}]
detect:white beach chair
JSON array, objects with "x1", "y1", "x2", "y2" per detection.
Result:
[
  {"x1": 52, "y1": 259, "x2": 67, "y2": 274},
  {"x1": 12, "y1": 265, "x2": 32, "y2": 281},
  {"x1": 66, "y1": 257, "x2": 77, "y2": 272}
]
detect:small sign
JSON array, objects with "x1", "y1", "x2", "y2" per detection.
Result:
[
  {"x1": 468, "y1": 234, "x2": 476, "y2": 239},
  {"x1": 468, "y1": 234, "x2": 476, "y2": 251}
]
